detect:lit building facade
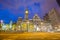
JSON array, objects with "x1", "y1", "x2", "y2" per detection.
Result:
[
  {"x1": 16, "y1": 17, "x2": 22, "y2": 31},
  {"x1": 1, "y1": 8, "x2": 60, "y2": 32},
  {"x1": 21, "y1": 9, "x2": 29, "y2": 32},
  {"x1": 0, "y1": 21, "x2": 2, "y2": 30},
  {"x1": 33, "y1": 14, "x2": 41, "y2": 31},
  {"x1": 48, "y1": 8, "x2": 60, "y2": 28}
]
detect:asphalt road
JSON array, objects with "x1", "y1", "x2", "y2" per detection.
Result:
[{"x1": 0, "y1": 32, "x2": 60, "y2": 40}]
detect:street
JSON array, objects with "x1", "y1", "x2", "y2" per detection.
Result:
[{"x1": 0, "y1": 32, "x2": 60, "y2": 40}]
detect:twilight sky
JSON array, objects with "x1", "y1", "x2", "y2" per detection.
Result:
[{"x1": 0, "y1": 0, "x2": 60, "y2": 23}]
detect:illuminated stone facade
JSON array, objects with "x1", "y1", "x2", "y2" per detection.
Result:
[
  {"x1": 48, "y1": 8, "x2": 60, "y2": 28},
  {"x1": 0, "y1": 21, "x2": 1, "y2": 30},
  {"x1": 16, "y1": 17, "x2": 22, "y2": 31},
  {"x1": 0, "y1": 8, "x2": 60, "y2": 32},
  {"x1": 33, "y1": 14, "x2": 42, "y2": 31}
]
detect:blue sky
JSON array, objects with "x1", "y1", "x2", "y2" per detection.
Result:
[{"x1": 0, "y1": 0, "x2": 60, "y2": 23}]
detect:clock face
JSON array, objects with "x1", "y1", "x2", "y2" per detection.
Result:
[{"x1": 25, "y1": 10, "x2": 28, "y2": 14}]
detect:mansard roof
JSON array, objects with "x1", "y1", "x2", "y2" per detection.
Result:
[{"x1": 33, "y1": 14, "x2": 42, "y2": 21}]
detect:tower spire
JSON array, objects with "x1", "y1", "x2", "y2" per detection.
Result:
[{"x1": 25, "y1": 9, "x2": 29, "y2": 21}]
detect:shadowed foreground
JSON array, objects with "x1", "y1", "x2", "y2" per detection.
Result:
[{"x1": 0, "y1": 32, "x2": 60, "y2": 40}]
